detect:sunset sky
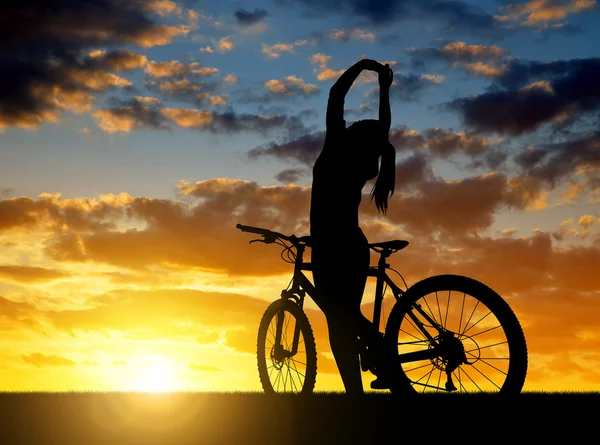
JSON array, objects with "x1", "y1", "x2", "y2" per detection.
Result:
[{"x1": 1, "y1": 0, "x2": 600, "y2": 392}]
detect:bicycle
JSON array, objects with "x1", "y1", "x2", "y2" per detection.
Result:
[{"x1": 236, "y1": 223, "x2": 528, "y2": 394}]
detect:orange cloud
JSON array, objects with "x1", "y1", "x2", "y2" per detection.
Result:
[
  {"x1": 22, "y1": 353, "x2": 76, "y2": 367},
  {"x1": 495, "y1": 0, "x2": 597, "y2": 27},
  {"x1": 0, "y1": 266, "x2": 72, "y2": 283},
  {"x1": 261, "y1": 40, "x2": 309, "y2": 58}
]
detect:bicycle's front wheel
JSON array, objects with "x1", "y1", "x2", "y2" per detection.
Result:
[
  {"x1": 385, "y1": 274, "x2": 528, "y2": 394},
  {"x1": 257, "y1": 299, "x2": 317, "y2": 394}
]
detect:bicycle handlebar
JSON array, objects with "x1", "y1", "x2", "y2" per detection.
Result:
[{"x1": 236, "y1": 224, "x2": 310, "y2": 246}]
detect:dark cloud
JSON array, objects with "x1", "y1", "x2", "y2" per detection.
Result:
[
  {"x1": 93, "y1": 97, "x2": 170, "y2": 133},
  {"x1": 0, "y1": 0, "x2": 188, "y2": 130},
  {"x1": 247, "y1": 131, "x2": 326, "y2": 166},
  {"x1": 249, "y1": 124, "x2": 501, "y2": 174},
  {"x1": 366, "y1": 73, "x2": 442, "y2": 103},
  {"x1": 395, "y1": 153, "x2": 434, "y2": 190},
  {"x1": 275, "y1": 168, "x2": 310, "y2": 184},
  {"x1": 94, "y1": 97, "x2": 309, "y2": 135},
  {"x1": 450, "y1": 57, "x2": 600, "y2": 135},
  {"x1": 234, "y1": 8, "x2": 269, "y2": 25},
  {"x1": 514, "y1": 131, "x2": 600, "y2": 187},
  {"x1": 283, "y1": 0, "x2": 503, "y2": 36}
]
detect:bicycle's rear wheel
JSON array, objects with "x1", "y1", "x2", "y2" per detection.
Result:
[
  {"x1": 257, "y1": 299, "x2": 317, "y2": 394},
  {"x1": 385, "y1": 274, "x2": 528, "y2": 394}
]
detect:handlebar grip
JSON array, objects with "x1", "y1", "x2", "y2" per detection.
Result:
[{"x1": 236, "y1": 224, "x2": 270, "y2": 236}]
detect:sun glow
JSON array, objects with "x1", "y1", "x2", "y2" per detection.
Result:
[{"x1": 131, "y1": 362, "x2": 179, "y2": 393}]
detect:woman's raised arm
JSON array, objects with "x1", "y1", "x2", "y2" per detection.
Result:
[
  {"x1": 378, "y1": 65, "x2": 393, "y2": 133},
  {"x1": 326, "y1": 59, "x2": 384, "y2": 131}
]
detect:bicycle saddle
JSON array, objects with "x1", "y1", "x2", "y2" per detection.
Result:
[{"x1": 368, "y1": 240, "x2": 409, "y2": 251}]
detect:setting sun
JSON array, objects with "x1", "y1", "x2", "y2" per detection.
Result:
[{"x1": 130, "y1": 361, "x2": 179, "y2": 393}]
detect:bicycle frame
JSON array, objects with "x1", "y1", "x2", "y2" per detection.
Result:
[{"x1": 275, "y1": 244, "x2": 443, "y2": 366}]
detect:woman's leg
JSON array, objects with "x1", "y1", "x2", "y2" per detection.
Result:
[
  {"x1": 312, "y1": 241, "x2": 369, "y2": 395},
  {"x1": 325, "y1": 309, "x2": 363, "y2": 394}
]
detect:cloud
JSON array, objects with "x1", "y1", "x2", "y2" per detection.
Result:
[
  {"x1": 45, "y1": 287, "x2": 270, "y2": 337},
  {"x1": 381, "y1": 172, "x2": 547, "y2": 236},
  {"x1": 275, "y1": 168, "x2": 310, "y2": 184},
  {"x1": 420, "y1": 74, "x2": 445, "y2": 84},
  {"x1": 264, "y1": 76, "x2": 320, "y2": 96},
  {"x1": 0, "y1": 0, "x2": 192, "y2": 130},
  {"x1": 234, "y1": 9, "x2": 269, "y2": 25},
  {"x1": 462, "y1": 61, "x2": 508, "y2": 78},
  {"x1": 201, "y1": 36, "x2": 236, "y2": 54},
  {"x1": 495, "y1": 0, "x2": 597, "y2": 28},
  {"x1": 248, "y1": 131, "x2": 326, "y2": 166},
  {"x1": 407, "y1": 41, "x2": 509, "y2": 62},
  {"x1": 310, "y1": 53, "x2": 345, "y2": 82},
  {"x1": 88, "y1": 50, "x2": 149, "y2": 72},
  {"x1": 449, "y1": 57, "x2": 600, "y2": 135},
  {"x1": 405, "y1": 40, "x2": 509, "y2": 78},
  {"x1": 0, "y1": 296, "x2": 45, "y2": 331},
  {"x1": 161, "y1": 109, "x2": 307, "y2": 135},
  {"x1": 22, "y1": 353, "x2": 76, "y2": 367},
  {"x1": 0, "y1": 266, "x2": 72, "y2": 284},
  {"x1": 366, "y1": 72, "x2": 443, "y2": 102},
  {"x1": 145, "y1": 61, "x2": 219, "y2": 78},
  {"x1": 249, "y1": 125, "x2": 502, "y2": 172},
  {"x1": 329, "y1": 28, "x2": 375, "y2": 42},
  {"x1": 514, "y1": 131, "x2": 600, "y2": 187},
  {"x1": 0, "y1": 192, "x2": 132, "y2": 232},
  {"x1": 188, "y1": 363, "x2": 222, "y2": 372},
  {"x1": 261, "y1": 40, "x2": 310, "y2": 59},
  {"x1": 285, "y1": 0, "x2": 504, "y2": 36},
  {"x1": 150, "y1": 0, "x2": 183, "y2": 17},
  {"x1": 93, "y1": 97, "x2": 308, "y2": 135},
  {"x1": 93, "y1": 97, "x2": 169, "y2": 134}
]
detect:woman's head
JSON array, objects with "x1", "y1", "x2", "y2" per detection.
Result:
[{"x1": 346, "y1": 119, "x2": 396, "y2": 213}]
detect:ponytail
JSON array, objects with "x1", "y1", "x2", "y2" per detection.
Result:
[{"x1": 370, "y1": 142, "x2": 396, "y2": 213}]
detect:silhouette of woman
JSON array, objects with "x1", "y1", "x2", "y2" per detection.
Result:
[{"x1": 310, "y1": 59, "x2": 396, "y2": 394}]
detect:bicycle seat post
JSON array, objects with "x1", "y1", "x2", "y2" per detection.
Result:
[{"x1": 372, "y1": 250, "x2": 390, "y2": 333}]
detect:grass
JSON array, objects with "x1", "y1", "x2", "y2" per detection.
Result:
[{"x1": 1, "y1": 391, "x2": 598, "y2": 444}]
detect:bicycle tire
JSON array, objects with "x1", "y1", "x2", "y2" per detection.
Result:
[
  {"x1": 384, "y1": 274, "x2": 528, "y2": 394},
  {"x1": 257, "y1": 299, "x2": 317, "y2": 394}
]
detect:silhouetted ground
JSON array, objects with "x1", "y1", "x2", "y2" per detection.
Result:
[{"x1": 1, "y1": 392, "x2": 597, "y2": 444}]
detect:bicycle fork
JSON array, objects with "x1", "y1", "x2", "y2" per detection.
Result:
[{"x1": 272, "y1": 289, "x2": 305, "y2": 360}]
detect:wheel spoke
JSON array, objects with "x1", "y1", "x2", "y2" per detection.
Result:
[
  {"x1": 404, "y1": 314, "x2": 424, "y2": 336},
  {"x1": 462, "y1": 310, "x2": 492, "y2": 336},
  {"x1": 414, "y1": 366, "x2": 435, "y2": 385},
  {"x1": 400, "y1": 327, "x2": 426, "y2": 343},
  {"x1": 422, "y1": 297, "x2": 439, "y2": 326},
  {"x1": 465, "y1": 340, "x2": 508, "y2": 354},
  {"x1": 422, "y1": 365, "x2": 434, "y2": 393},
  {"x1": 444, "y1": 290, "x2": 450, "y2": 330},
  {"x1": 461, "y1": 300, "x2": 480, "y2": 337},
  {"x1": 469, "y1": 362, "x2": 502, "y2": 390},
  {"x1": 464, "y1": 324, "x2": 501, "y2": 339},
  {"x1": 466, "y1": 351, "x2": 508, "y2": 376},
  {"x1": 435, "y1": 292, "x2": 443, "y2": 328},
  {"x1": 458, "y1": 293, "x2": 466, "y2": 335},
  {"x1": 289, "y1": 357, "x2": 306, "y2": 379},
  {"x1": 456, "y1": 368, "x2": 466, "y2": 393},
  {"x1": 459, "y1": 366, "x2": 483, "y2": 392}
]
